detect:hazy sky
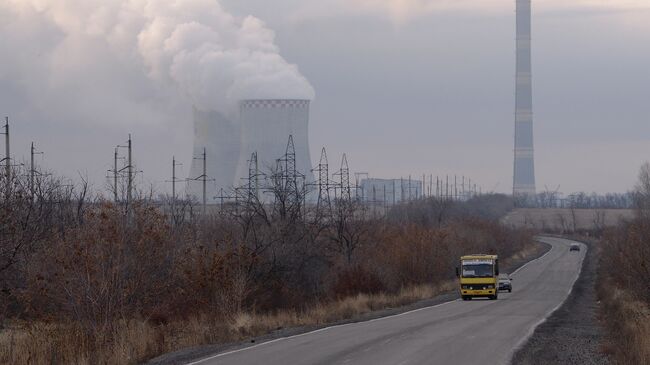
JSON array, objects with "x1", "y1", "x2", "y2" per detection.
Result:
[{"x1": 1, "y1": 0, "x2": 649, "y2": 196}]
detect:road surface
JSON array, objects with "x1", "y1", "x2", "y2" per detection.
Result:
[{"x1": 188, "y1": 237, "x2": 585, "y2": 365}]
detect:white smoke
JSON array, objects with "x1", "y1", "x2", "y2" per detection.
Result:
[{"x1": 1, "y1": 0, "x2": 314, "y2": 116}]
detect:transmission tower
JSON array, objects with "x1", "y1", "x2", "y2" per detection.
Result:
[
  {"x1": 247, "y1": 151, "x2": 260, "y2": 203},
  {"x1": 284, "y1": 136, "x2": 297, "y2": 191},
  {"x1": 334, "y1": 154, "x2": 351, "y2": 202},
  {"x1": 279, "y1": 135, "x2": 304, "y2": 207},
  {"x1": 314, "y1": 147, "x2": 331, "y2": 212}
]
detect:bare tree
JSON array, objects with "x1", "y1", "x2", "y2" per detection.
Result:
[
  {"x1": 634, "y1": 162, "x2": 650, "y2": 219},
  {"x1": 328, "y1": 199, "x2": 370, "y2": 264},
  {"x1": 593, "y1": 209, "x2": 606, "y2": 234}
]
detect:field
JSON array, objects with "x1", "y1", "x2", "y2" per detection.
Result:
[{"x1": 502, "y1": 208, "x2": 633, "y2": 232}]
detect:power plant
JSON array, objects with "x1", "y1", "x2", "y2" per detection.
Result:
[
  {"x1": 235, "y1": 99, "x2": 313, "y2": 187},
  {"x1": 187, "y1": 107, "x2": 240, "y2": 202},
  {"x1": 513, "y1": 0, "x2": 536, "y2": 196},
  {"x1": 188, "y1": 99, "x2": 313, "y2": 202}
]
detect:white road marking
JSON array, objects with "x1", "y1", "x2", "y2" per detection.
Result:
[
  {"x1": 505, "y1": 239, "x2": 586, "y2": 364},
  {"x1": 186, "y1": 238, "x2": 566, "y2": 365},
  {"x1": 186, "y1": 299, "x2": 459, "y2": 364}
]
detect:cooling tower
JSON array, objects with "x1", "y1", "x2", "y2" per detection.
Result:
[
  {"x1": 234, "y1": 99, "x2": 313, "y2": 188},
  {"x1": 513, "y1": 0, "x2": 536, "y2": 195},
  {"x1": 187, "y1": 107, "x2": 240, "y2": 202}
]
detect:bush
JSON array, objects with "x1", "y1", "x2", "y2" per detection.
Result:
[{"x1": 596, "y1": 162, "x2": 650, "y2": 364}]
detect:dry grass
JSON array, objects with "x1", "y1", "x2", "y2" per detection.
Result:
[
  {"x1": 505, "y1": 242, "x2": 538, "y2": 263},
  {"x1": 0, "y1": 281, "x2": 455, "y2": 365},
  {"x1": 599, "y1": 286, "x2": 650, "y2": 365}
]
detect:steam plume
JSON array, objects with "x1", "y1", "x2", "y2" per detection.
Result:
[{"x1": 0, "y1": 0, "x2": 314, "y2": 116}]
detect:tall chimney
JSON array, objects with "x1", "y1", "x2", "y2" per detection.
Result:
[{"x1": 513, "y1": 0, "x2": 536, "y2": 196}]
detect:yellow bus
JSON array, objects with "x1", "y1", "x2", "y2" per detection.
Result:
[{"x1": 455, "y1": 254, "x2": 499, "y2": 300}]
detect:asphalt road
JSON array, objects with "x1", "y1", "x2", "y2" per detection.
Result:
[{"x1": 188, "y1": 237, "x2": 585, "y2": 365}]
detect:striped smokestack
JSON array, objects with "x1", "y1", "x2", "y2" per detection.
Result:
[{"x1": 513, "y1": 0, "x2": 536, "y2": 196}]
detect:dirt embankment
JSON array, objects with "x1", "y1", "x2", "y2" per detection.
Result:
[{"x1": 512, "y1": 239, "x2": 609, "y2": 365}]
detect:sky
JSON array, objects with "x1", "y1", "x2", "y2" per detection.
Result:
[{"x1": 1, "y1": 0, "x2": 649, "y2": 196}]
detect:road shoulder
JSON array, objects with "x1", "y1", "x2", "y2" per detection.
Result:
[{"x1": 511, "y1": 238, "x2": 609, "y2": 365}]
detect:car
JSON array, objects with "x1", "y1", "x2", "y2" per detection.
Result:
[
  {"x1": 570, "y1": 244, "x2": 580, "y2": 252},
  {"x1": 498, "y1": 275, "x2": 512, "y2": 292}
]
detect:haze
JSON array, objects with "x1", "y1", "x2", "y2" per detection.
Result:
[{"x1": 1, "y1": 0, "x2": 648, "y2": 195}]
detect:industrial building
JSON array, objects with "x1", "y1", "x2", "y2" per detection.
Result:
[
  {"x1": 234, "y1": 99, "x2": 313, "y2": 186},
  {"x1": 187, "y1": 107, "x2": 240, "y2": 203},
  {"x1": 187, "y1": 99, "x2": 313, "y2": 203}
]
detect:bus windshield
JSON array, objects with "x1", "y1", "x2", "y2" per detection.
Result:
[{"x1": 462, "y1": 263, "x2": 494, "y2": 278}]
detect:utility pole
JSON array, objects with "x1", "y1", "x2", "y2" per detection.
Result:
[
  {"x1": 127, "y1": 134, "x2": 132, "y2": 208},
  {"x1": 446, "y1": 175, "x2": 449, "y2": 201},
  {"x1": 30, "y1": 142, "x2": 44, "y2": 198},
  {"x1": 108, "y1": 147, "x2": 126, "y2": 203},
  {"x1": 167, "y1": 156, "x2": 183, "y2": 223},
  {"x1": 172, "y1": 156, "x2": 182, "y2": 203},
  {"x1": 202, "y1": 148, "x2": 207, "y2": 214},
  {"x1": 408, "y1": 175, "x2": 412, "y2": 201},
  {"x1": 462, "y1": 176, "x2": 466, "y2": 201},
  {"x1": 114, "y1": 148, "x2": 119, "y2": 202},
  {"x1": 422, "y1": 174, "x2": 426, "y2": 199},
  {"x1": 188, "y1": 147, "x2": 213, "y2": 216},
  {"x1": 2, "y1": 117, "x2": 9, "y2": 198},
  {"x1": 116, "y1": 134, "x2": 136, "y2": 217}
]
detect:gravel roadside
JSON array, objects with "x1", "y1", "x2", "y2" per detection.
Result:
[
  {"x1": 511, "y1": 239, "x2": 609, "y2": 365},
  {"x1": 148, "y1": 240, "x2": 550, "y2": 365}
]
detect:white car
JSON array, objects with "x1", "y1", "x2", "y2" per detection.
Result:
[{"x1": 498, "y1": 275, "x2": 512, "y2": 292}]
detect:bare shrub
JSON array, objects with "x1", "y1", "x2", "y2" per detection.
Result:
[
  {"x1": 330, "y1": 265, "x2": 385, "y2": 298},
  {"x1": 597, "y1": 162, "x2": 650, "y2": 363},
  {"x1": 26, "y1": 203, "x2": 174, "y2": 334}
]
